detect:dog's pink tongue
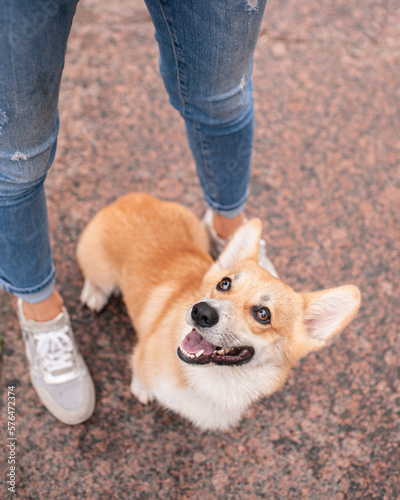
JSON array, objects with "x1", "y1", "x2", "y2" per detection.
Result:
[{"x1": 182, "y1": 329, "x2": 215, "y2": 355}]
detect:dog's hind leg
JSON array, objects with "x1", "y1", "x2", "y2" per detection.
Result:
[
  {"x1": 76, "y1": 221, "x2": 119, "y2": 312},
  {"x1": 80, "y1": 278, "x2": 117, "y2": 312}
]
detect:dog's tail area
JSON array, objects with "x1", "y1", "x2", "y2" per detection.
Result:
[{"x1": 172, "y1": 204, "x2": 210, "y2": 256}]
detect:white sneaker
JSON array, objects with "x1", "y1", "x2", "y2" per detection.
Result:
[
  {"x1": 17, "y1": 299, "x2": 95, "y2": 425},
  {"x1": 202, "y1": 209, "x2": 279, "y2": 278}
]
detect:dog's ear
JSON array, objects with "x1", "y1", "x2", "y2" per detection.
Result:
[
  {"x1": 302, "y1": 285, "x2": 361, "y2": 348},
  {"x1": 213, "y1": 219, "x2": 262, "y2": 270}
]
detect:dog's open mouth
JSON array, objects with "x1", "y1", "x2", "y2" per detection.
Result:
[{"x1": 177, "y1": 329, "x2": 254, "y2": 366}]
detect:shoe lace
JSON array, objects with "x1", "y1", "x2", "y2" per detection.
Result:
[{"x1": 33, "y1": 326, "x2": 75, "y2": 374}]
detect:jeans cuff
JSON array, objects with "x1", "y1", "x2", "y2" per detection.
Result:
[
  {"x1": 1, "y1": 264, "x2": 56, "y2": 304},
  {"x1": 205, "y1": 188, "x2": 248, "y2": 218}
]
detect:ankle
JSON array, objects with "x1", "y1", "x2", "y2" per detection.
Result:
[
  {"x1": 213, "y1": 213, "x2": 245, "y2": 240},
  {"x1": 21, "y1": 290, "x2": 64, "y2": 322}
]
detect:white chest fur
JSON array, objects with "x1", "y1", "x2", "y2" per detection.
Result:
[{"x1": 152, "y1": 361, "x2": 281, "y2": 431}]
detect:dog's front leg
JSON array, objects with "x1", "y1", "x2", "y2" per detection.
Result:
[{"x1": 130, "y1": 373, "x2": 155, "y2": 405}]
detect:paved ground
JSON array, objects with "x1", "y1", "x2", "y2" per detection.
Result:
[{"x1": 1, "y1": 0, "x2": 399, "y2": 498}]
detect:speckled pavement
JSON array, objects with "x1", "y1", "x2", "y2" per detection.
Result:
[{"x1": 1, "y1": 0, "x2": 399, "y2": 498}]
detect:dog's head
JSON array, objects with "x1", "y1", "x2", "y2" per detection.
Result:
[{"x1": 178, "y1": 219, "x2": 360, "y2": 371}]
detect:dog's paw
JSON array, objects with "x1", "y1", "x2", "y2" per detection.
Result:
[
  {"x1": 130, "y1": 376, "x2": 155, "y2": 405},
  {"x1": 80, "y1": 278, "x2": 114, "y2": 312}
]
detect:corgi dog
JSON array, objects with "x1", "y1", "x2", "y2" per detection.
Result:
[{"x1": 76, "y1": 193, "x2": 360, "y2": 431}]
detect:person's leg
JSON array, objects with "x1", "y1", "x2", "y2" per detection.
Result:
[
  {"x1": 144, "y1": 0, "x2": 267, "y2": 239},
  {"x1": 0, "y1": 0, "x2": 95, "y2": 424},
  {"x1": 0, "y1": 0, "x2": 78, "y2": 311}
]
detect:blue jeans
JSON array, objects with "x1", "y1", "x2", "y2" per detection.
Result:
[{"x1": 0, "y1": 0, "x2": 267, "y2": 303}]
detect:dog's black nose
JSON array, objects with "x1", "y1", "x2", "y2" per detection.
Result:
[{"x1": 191, "y1": 302, "x2": 219, "y2": 328}]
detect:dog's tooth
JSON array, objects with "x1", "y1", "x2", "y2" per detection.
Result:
[
  {"x1": 181, "y1": 347, "x2": 197, "y2": 359},
  {"x1": 195, "y1": 350, "x2": 204, "y2": 358},
  {"x1": 217, "y1": 348, "x2": 225, "y2": 355}
]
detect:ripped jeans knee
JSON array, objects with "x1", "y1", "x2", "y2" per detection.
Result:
[{"x1": 0, "y1": 118, "x2": 59, "y2": 205}]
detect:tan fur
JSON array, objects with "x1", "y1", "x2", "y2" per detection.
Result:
[{"x1": 77, "y1": 193, "x2": 361, "y2": 430}]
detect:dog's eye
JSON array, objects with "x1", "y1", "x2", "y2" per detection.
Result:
[
  {"x1": 217, "y1": 277, "x2": 232, "y2": 291},
  {"x1": 253, "y1": 307, "x2": 271, "y2": 324}
]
